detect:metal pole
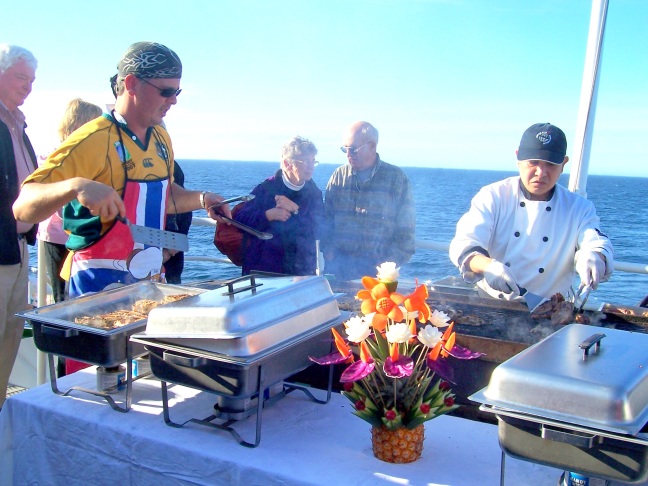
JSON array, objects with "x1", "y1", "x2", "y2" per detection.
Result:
[
  {"x1": 568, "y1": 0, "x2": 609, "y2": 198},
  {"x1": 36, "y1": 239, "x2": 48, "y2": 385}
]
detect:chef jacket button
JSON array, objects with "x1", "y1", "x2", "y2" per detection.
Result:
[
  {"x1": 514, "y1": 231, "x2": 520, "y2": 237},
  {"x1": 538, "y1": 268, "x2": 545, "y2": 273},
  {"x1": 543, "y1": 236, "x2": 549, "y2": 242},
  {"x1": 505, "y1": 262, "x2": 511, "y2": 267},
  {"x1": 520, "y1": 201, "x2": 525, "y2": 207},
  {"x1": 546, "y1": 206, "x2": 552, "y2": 212},
  {"x1": 498, "y1": 293, "x2": 505, "y2": 299}
]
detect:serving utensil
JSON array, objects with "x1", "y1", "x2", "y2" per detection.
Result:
[
  {"x1": 218, "y1": 215, "x2": 273, "y2": 240},
  {"x1": 117, "y1": 215, "x2": 189, "y2": 252},
  {"x1": 208, "y1": 194, "x2": 255, "y2": 210},
  {"x1": 575, "y1": 283, "x2": 592, "y2": 313},
  {"x1": 518, "y1": 286, "x2": 549, "y2": 314}
]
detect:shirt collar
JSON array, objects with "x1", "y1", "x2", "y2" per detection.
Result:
[{"x1": 0, "y1": 99, "x2": 26, "y2": 128}]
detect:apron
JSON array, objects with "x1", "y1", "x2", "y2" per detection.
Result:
[{"x1": 67, "y1": 177, "x2": 169, "y2": 298}]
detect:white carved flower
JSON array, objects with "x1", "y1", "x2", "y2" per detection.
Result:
[
  {"x1": 385, "y1": 322, "x2": 413, "y2": 344},
  {"x1": 418, "y1": 324, "x2": 442, "y2": 347},
  {"x1": 429, "y1": 309, "x2": 451, "y2": 328},
  {"x1": 376, "y1": 262, "x2": 400, "y2": 282},
  {"x1": 344, "y1": 315, "x2": 371, "y2": 343}
]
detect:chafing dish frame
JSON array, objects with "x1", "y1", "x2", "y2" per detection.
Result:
[
  {"x1": 470, "y1": 324, "x2": 648, "y2": 484},
  {"x1": 17, "y1": 281, "x2": 205, "y2": 412},
  {"x1": 138, "y1": 328, "x2": 336, "y2": 448},
  {"x1": 479, "y1": 404, "x2": 648, "y2": 485},
  {"x1": 133, "y1": 288, "x2": 341, "y2": 448}
]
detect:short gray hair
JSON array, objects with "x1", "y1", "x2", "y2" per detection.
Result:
[
  {"x1": 0, "y1": 44, "x2": 37, "y2": 73},
  {"x1": 281, "y1": 135, "x2": 318, "y2": 161}
]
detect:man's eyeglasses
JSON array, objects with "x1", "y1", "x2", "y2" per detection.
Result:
[
  {"x1": 291, "y1": 158, "x2": 319, "y2": 167},
  {"x1": 340, "y1": 143, "x2": 369, "y2": 155},
  {"x1": 139, "y1": 78, "x2": 182, "y2": 98}
]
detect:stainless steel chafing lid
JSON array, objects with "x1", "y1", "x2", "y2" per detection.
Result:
[
  {"x1": 145, "y1": 275, "x2": 340, "y2": 338},
  {"x1": 471, "y1": 324, "x2": 648, "y2": 435}
]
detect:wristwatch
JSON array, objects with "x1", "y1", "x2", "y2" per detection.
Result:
[{"x1": 200, "y1": 191, "x2": 208, "y2": 209}]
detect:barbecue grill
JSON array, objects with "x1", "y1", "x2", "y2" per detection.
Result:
[
  {"x1": 329, "y1": 277, "x2": 648, "y2": 423},
  {"x1": 470, "y1": 324, "x2": 648, "y2": 484},
  {"x1": 131, "y1": 274, "x2": 343, "y2": 447},
  {"x1": 16, "y1": 281, "x2": 205, "y2": 412}
]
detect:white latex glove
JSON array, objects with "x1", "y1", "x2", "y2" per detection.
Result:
[
  {"x1": 575, "y1": 251, "x2": 606, "y2": 290},
  {"x1": 483, "y1": 260, "x2": 520, "y2": 296}
]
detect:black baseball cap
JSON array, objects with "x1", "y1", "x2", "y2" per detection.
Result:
[{"x1": 516, "y1": 123, "x2": 567, "y2": 165}]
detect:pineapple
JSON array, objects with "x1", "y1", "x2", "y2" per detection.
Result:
[{"x1": 371, "y1": 424, "x2": 424, "y2": 463}]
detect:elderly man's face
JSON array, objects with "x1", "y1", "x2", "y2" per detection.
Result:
[
  {"x1": 517, "y1": 157, "x2": 568, "y2": 200},
  {"x1": 0, "y1": 59, "x2": 35, "y2": 111},
  {"x1": 342, "y1": 129, "x2": 377, "y2": 172}
]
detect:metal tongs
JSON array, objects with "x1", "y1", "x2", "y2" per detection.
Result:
[
  {"x1": 209, "y1": 194, "x2": 273, "y2": 241},
  {"x1": 574, "y1": 283, "x2": 592, "y2": 313},
  {"x1": 208, "y1": 194, "x2": 255, "y2": 210}
]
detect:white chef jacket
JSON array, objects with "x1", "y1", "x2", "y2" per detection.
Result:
[{"x1": 449, "y1": 177, "x2": 613, "y2": 300}]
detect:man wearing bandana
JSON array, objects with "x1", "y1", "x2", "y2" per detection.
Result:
[{"x1": 13, "y1": 42, "x2": 231, "y2": 297}]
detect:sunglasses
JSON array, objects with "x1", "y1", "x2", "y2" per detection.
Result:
[
  {"x1": 340, "y1": 143, "x2": 369, "y2": 155},
  {"x1": 139, "y1": 78, "x2": 182, "y2": 98}
]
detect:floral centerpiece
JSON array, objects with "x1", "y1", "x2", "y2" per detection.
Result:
[{"x1": 310, "y1": 262, "x2": 483, "y2": 463}]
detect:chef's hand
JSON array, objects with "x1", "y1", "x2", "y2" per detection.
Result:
[
  {"x1": 484, "y1": 260, "x2": 520, "y2": 296},
  {"x1": 575, "y1": 251, "x2": 606, "y2": 290}
]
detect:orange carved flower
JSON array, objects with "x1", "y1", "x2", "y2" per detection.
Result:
[
  {"x1": 356, "y1": 280, "x2": 405, "y2": 332},
  {"x1": 403, "y1": 281, "x2": 431, "y2": 323}
]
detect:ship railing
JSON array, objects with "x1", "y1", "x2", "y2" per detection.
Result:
[{"x1": 188, "y1": 217, "x2": 648, "y2": 275}]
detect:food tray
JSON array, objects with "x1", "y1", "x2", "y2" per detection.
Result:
[
  {"x1": 17, "y1": 281, "x2": 204, "y2": 367},
  {"x1": 470, "y1": 324, "x2": 648, "y2": 435}
]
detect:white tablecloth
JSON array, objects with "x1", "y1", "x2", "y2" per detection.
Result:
[{"x1": 0, "y1": 368, "x2": 562, "y2": 486}]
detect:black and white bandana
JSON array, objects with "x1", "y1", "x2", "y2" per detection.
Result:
[{"x1": 117, "y1": 41, "x2": 182, "y2": 79}]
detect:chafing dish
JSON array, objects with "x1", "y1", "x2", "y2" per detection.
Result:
[
  {"x1": 471, "y1": 324, "x2": 648, "y2": 484},
  {"x1": 131, "y1": 274, "x2": 343, "y2": 446},
  {"x1": 17, "y1": 281, "x2": 205, "y2": 411}
]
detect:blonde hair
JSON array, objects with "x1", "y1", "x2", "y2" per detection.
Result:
[{"x1": 57, "y1": 98, "x2": 102, "y2": 141}]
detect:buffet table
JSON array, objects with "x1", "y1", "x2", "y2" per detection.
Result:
[{"x1": 0, "y1": 368, "x2": 562, "y2": 485}]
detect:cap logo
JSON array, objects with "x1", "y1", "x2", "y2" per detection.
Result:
[{"x1": 536, "y1": 131, "x2": 552, "y2": 145}]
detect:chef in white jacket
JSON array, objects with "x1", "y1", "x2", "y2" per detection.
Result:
[{"x1": 449, "y1": 122, "x2": 613, "y2": 301}]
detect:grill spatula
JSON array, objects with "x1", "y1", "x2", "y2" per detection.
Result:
[
  {"x1": 117, "y1": 215, "x2": 189, "y2": 252},
  {"x1": 518, "y1": 287, "x2": 549, "y2": 313}
]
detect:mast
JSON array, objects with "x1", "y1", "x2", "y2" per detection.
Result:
[{"x1": 568, "y1": 0, "x2": 609, "y2": 198}]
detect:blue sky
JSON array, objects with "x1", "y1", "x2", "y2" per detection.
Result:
[{"x1": 4, "y1": 0, "x2": 647, "y2": 177}]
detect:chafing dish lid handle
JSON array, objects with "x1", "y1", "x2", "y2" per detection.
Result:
[{"x1": 579, "y1": 333, "x2": 606, "y2": 359}]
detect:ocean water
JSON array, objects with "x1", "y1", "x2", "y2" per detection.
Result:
[{"x1": 29, "y1": 160, "x2": 648, "y2": 306}]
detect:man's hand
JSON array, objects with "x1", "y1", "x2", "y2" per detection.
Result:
[
  {"x1": 484, "y1": 260, "x2": 520, "y2": 296},
  {"x1": 204, "y1": 192, "x2": 232, "y2": 222},
  {"x1": 75, "y1": 179, "x2": 125, "y2": 220},
  {"x1": 575, "y1": 251, "x2": 606, "y2": 290}
]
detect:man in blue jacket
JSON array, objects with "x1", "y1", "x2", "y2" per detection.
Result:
[{"x1": 0, "y1": 44, "x2": 38, "y2": 409}]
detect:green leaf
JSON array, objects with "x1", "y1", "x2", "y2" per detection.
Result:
[
  {"x1": 372, "y1": 329, "x2": 390, "y2": 358},
  {"x1": 352, "y1": 409, "x2": 383, "y2": 427}
]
